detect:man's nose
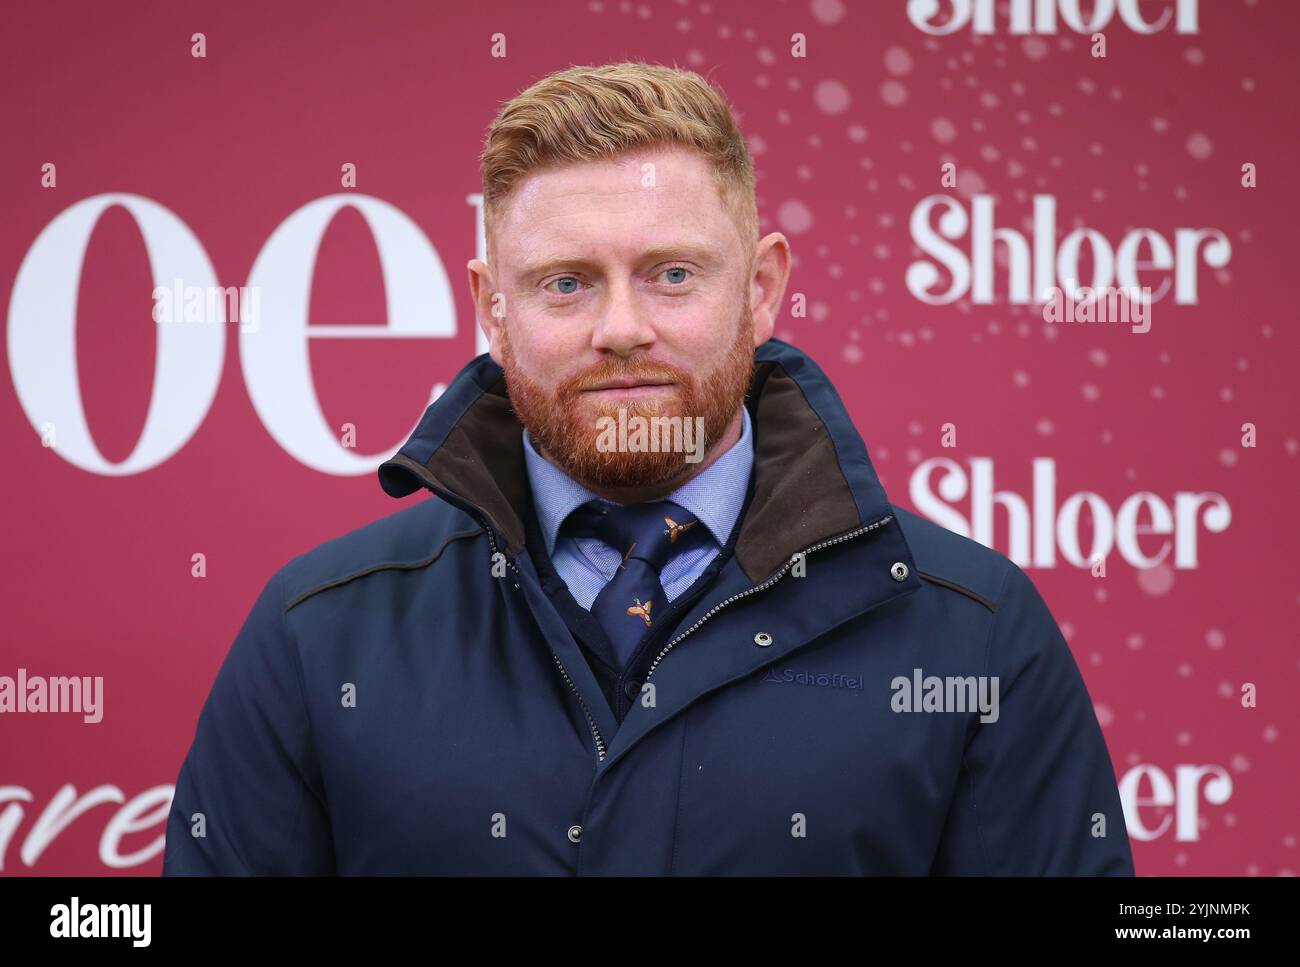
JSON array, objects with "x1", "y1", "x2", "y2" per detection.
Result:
[{"x1": 591, "y1": 278, "x2": 655, "y2": 354}]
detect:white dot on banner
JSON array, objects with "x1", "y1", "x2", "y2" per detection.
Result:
[
  {"x1": 883, "y1": 46, "x2": 912, "y2": 76},
  {"x1": 1187, "y1": 132, "x2": 1214, "y2": 160},
  {"x1": 957, "y1": 168, "x2": 987, "y2": 196},
  {"x1": 777, "y1": 200, "x2": 813, "y2": 234},
  {"x1": 810, "y1": 0, "x2": 845, "y2": 25},
  {"x1": 814, "y1": 79, "x2": 850, "y2": 115},
  {"x1": 1137, "y1": 563, "x2": 1175, "y2": 597},
  {"x1": 1022, "y1": 37, "x2": 1049, "y2": 60}
]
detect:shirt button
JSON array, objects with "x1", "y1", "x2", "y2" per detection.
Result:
[
  {"x1": 624, "y1": 680, "x2": 641, "y2": 700},
  {"x1": 567, "y1": 824, "x2": 583, "y2": 844}
]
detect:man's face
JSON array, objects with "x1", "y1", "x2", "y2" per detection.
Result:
[{"x1": 471, "y1": 145, "x2": 786, "y2": 496}]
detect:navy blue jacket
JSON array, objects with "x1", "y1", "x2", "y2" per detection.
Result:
[{"x1": 162, "y1": 339, "x2": 1134, "y2": 875}]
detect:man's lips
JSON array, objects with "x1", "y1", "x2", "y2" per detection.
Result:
[{"x1": 582, "y1": 379, "x2": 676, "y2": 395}]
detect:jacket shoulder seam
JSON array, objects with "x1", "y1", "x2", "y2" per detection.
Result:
[
  {"x1": 917, "y1": 570, "x2": 997, "y2": 613},
  {"x1": 284, "y1": 527, "x2": 482, "y2": 611}
]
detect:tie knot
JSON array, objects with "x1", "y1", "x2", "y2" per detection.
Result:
[{"x1": 564, "y1": 498, "x2": 709, "y2": 572}]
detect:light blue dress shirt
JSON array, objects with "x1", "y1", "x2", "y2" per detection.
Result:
[{"x1": 522, "y1": 406, "x2": 754, "y2": 610}]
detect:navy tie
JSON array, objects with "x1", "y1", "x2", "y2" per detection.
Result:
[{"x1": 562, "y1": 498, "x2": 712, "y2": 669}]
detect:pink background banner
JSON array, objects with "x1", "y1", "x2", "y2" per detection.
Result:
[{"x1": 1, "y1": 0, "x2": 1296, "y2": 875}]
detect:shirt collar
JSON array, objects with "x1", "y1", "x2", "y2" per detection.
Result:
[{"x1": 523, "y1": 405, "x2": 754, "y2": 557}]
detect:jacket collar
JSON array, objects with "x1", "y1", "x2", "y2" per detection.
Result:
[{"x1": 379, "y1": 338, "x2": 899, "y2": 585}]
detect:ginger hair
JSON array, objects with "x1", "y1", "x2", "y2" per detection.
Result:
[{"x1": 479, "y1": 61, "x2": 758, "y2": 263}]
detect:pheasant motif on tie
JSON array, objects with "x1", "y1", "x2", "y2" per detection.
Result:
[
  {"x1": 627, "y1": 597, "x2": 653, "y2": 626},
  {"x1": 561, "y1": 498, "x2": 712, "y2": 669}
]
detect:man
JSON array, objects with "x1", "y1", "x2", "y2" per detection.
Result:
[{"x1": 163, "y1": 62, "x2": 1133, "y2": 875}]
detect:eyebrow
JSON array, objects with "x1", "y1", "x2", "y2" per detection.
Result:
[{"x1": 514, "y1": 243, "x2": 721, "y2": 285}]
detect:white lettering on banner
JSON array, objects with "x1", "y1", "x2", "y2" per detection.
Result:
[
  {"x1": 909, "y1": 457, "x2": 1231, "y2": 569},
  {"x1": 1117, "y1": 764, "x2": 1232, "y2": 842},
  {"x1": 6, "y1": 193, "x2": 459, "y2": 477},
  {"x1": 906, "y1": 194, "x2": 1231, "y2": 306},
  {"x1": 0, "y1": 784, "x2": 172, "y2": 871},
  {"x1": 907, "y1": 0, "x2": 1199, "y2": 35},
  {"x1": 7, "y1": 194, "x2": 225, "y2": 475},
  {"x1": 243, "y1": 194, "x2": 456, "y2": 474}
]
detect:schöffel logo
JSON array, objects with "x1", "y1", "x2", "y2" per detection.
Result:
[{"x1": 761, "y1": 667, "x2": 863, "y2": 691}]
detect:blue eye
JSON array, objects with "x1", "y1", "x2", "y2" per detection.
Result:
[
  {"x1": 545, "y1": 276, "x2": 581, "y2": 295},
  {"x1": 662, "y1": 266, "x2": 691, "y2": 284}
]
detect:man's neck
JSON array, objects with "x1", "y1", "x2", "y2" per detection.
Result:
[{"x1": 536, "y1": 406, "x2": 745, "y2": 505}]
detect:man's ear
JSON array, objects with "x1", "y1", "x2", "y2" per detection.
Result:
[
  {"x1": 749, "y1": 232, "x2": 791, "y2": 346},
  {"x1": 467, "y1": 258, "x2": 504, "y2": 365}
]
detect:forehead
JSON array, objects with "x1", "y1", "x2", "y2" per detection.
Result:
[{"x1": 495, "y1": 146, "x2": 737, "y2": 266}]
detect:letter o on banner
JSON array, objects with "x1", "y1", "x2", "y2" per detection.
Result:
[
  {"x1": 242, "y1": 194, "x2": 456, "y2": 475},
  {"x1": 7, "y1": 193, "x2": 224, "y2": 475}
]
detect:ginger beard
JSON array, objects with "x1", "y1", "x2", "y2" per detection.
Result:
[{"x1": 500, "y1": 298, "x2": 755, "y2": 493}]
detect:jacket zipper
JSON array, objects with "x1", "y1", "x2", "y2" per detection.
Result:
[
  {"x1": 482, "y1": 523, "x2": 610, "y2": 762},
  {"x1": 643, "y1": 514, "x2": 895, "y2": 682}
]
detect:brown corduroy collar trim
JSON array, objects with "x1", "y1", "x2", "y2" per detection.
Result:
[{"x1": 382, "y1": 349, "x2": 888, "y2": 584}]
